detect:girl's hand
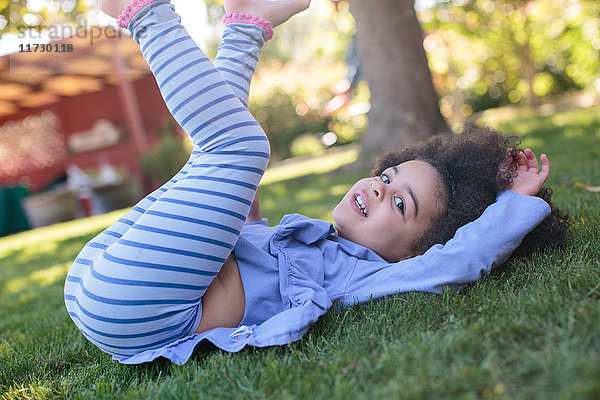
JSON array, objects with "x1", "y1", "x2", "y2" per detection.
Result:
[
  {"x1": 509, "y1": 148, "x2": 550, "y2": 196},
  {"x1": 224, "y1": 0, "x2": 311, "y2": 28}
]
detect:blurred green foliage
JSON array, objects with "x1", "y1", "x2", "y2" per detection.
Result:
[
  {"x1": 139, "y1": 117, "x2": 189, "y2": 185},
  {"x1": 290, "y1": 134, "x2": 326, "y2": 157},
  {"x1": 0, "y1": 0, "x2": 91, "y2": 37},
  {"x1": 3, "y1": 0, "x2": 599, "y2": 158},
  {"x1": 419, "y1": 0, "x2": 600, "y2": 127},
  {"x1": 246, "y1": 60, "x2": 370, "y2": 161},
  {"x1": 249, "y1": 88, "x2": 329, "y2": 161},
  {"x1": 208, "y1": 0, "x2": 600, "y2": 153},
  {"x1": 203, "y1": 0, "x2": 354, "y2": 64},
  {"x1": 202, "y1": 0, "x2": 362, "y2": 161}
]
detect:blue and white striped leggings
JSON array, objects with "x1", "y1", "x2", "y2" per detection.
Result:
[{"x1": 64, "y1": 2, "x2": 269, "y2": 359}]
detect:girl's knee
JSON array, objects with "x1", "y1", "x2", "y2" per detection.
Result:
[
  {"x1": 254, "y1": 135, "x2": 271, "y2": 170},
  {"x1": 240, "y1": 125, "x2": 271, "y2": 160}
]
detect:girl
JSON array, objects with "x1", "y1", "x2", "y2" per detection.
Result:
[{"x1": 64, "y1": 0, "x2": 568, "y2": 365}]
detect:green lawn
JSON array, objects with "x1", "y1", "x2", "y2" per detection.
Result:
[{"x1": 1, "y1": 105, "x2": 599, "y2": 399}]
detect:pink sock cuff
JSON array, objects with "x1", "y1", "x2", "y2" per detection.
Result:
[
  {"x1": 222, "y1": 12, "x2": 274, "y2": 41},
  {"x1": 117, "y1": 0, "x2": 170, "y2": 29}
]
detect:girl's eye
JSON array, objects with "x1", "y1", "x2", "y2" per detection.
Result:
[
  {"x1": 381, "y1": 174, "x2": 390, "y2": 184},
  {"x1": 394, "y1": 197, "x2": 405, "y2": 213}
]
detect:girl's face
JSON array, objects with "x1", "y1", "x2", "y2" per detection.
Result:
[{"x1": 333, "y1": 160, "x2": 446, "y2": 262}]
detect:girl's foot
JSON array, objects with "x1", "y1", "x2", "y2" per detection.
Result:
[
  {"x1": 99, "y1": 0, "x2": 132, "y2": 19},
  {"x1": 224, "y1": 0, "x2": 310, "y2": 27},
  {"x1": 99, "y1": 0, "x2": 310, "y2": 27}
]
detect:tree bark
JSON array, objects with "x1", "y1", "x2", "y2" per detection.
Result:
[{"x1": 348, "y1": 0, "x2": 450, "y2": 169}]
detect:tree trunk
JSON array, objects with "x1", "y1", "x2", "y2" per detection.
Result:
[
  {"x1": 348, "y1": 0, "x2": 450, "y2": 169},
  {"x1": 517, "y1": 4, "x2": 539, "y2": 106}
]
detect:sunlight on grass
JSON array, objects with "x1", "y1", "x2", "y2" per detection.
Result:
[
  {"x1": 3, "y1": 384, "x2": 53, "y2": 399},
  {"x1": 261, "y1": 145, "x2": 358, "y2": 185},
  {"x1": 5, "y1": 262, "x2": 70, "y2": 295},
  {"x1": 477, "y1": 105, "x2": 538, "y2": 128},
  {"x1": 329, "y1": 184, "x2": 349, "y2": 196},
  {"x1": 0, "y1": 145, "x2": 359, "y2": 257},
  {"x1": 550, "y1": 107, "x2": 600, "y2": 127},
  {"x1": 0, "y1": 209, "x2": 126, "y2": 255},
  {"x1": 0, "y1": 339, "x2": 10, "y2": 356}
]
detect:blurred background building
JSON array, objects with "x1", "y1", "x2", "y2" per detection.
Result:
[{"x1": 0, "y1": 28, "x2": 178, "y2": 234}]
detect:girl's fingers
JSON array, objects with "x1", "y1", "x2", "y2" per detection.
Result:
[
  {"x1": 525, "y1": 148, "x2": 540, "y2": 171},
  {"x1": 539, "y1": 153, "x2": 550, "y2": 183},
  {"x1": 515, "y1": 151, "x2": 528, "y2": 169}
]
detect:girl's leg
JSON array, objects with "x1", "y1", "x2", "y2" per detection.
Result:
[
  {"x1": 81, "y1": 17, "x2": 269, "y2": 248},
  {"x1": 82, "y1": 20, "x2": 268, "y2": 248},
  {"x1": 215, "y1": 23, "x2": 265, "y2": 107},
  {"x1": 64, "y1": 3, "x2": 270, "y2": 359}
]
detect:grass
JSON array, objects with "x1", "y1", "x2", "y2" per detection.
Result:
[{"x1": 1, "y1": 105, "x2": 599, "y2": 399}]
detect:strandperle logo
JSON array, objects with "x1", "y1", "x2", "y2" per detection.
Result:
[{"x1": 12, "y1": 20, "x2": 127, "y2": 46}]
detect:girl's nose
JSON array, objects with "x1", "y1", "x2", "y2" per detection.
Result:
[{"x1": 370, "y1": 180, "x2": 383, "y2": 199}]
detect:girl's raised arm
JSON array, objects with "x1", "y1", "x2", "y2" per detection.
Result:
[{"x1": 342, "y1": 189, "x2": 551, "y2": 303}]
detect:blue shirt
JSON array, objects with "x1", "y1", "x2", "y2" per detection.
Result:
[{"x1": 119, "y1": 190, "x2": 550, "y2": 364}]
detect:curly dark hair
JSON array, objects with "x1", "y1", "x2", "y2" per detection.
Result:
[{"x1": 370, "y1": 126, "x2": 570, "y2": 258}]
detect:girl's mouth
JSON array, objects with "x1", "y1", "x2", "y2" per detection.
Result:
[{"x1": 352, "y1": 192, "x2": 367, "y2": 217}]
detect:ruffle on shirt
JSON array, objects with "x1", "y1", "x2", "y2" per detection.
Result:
[
  {"x1": 271, "y1": 214, "x2": 335, "y2": 310},
  {"x1": 113, "y1": 214, "x2": 337, "y2": 365}
]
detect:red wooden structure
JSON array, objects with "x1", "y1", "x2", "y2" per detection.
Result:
[{"x1": 0, "y1": 26, "x2": 174, "y2": 192}]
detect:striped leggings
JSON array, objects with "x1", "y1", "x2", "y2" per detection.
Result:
[{"x1": 64, "y1": 2, "x2": 269, "y2": 360}]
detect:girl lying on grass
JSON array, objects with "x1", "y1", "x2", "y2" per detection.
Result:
[{"x1": 64, "y1": 0, "x2": 569, "y2": 365}]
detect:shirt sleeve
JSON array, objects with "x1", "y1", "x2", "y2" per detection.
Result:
[
  {"x1": 343, "y1": 190, "x2": 552, "y2": 303},
  {"x1": 224, "y1": 284, "x2": 331, "y2": 348},
  {"x1": 245, "y1": 297, "x2": 330, "y2": 347}
]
